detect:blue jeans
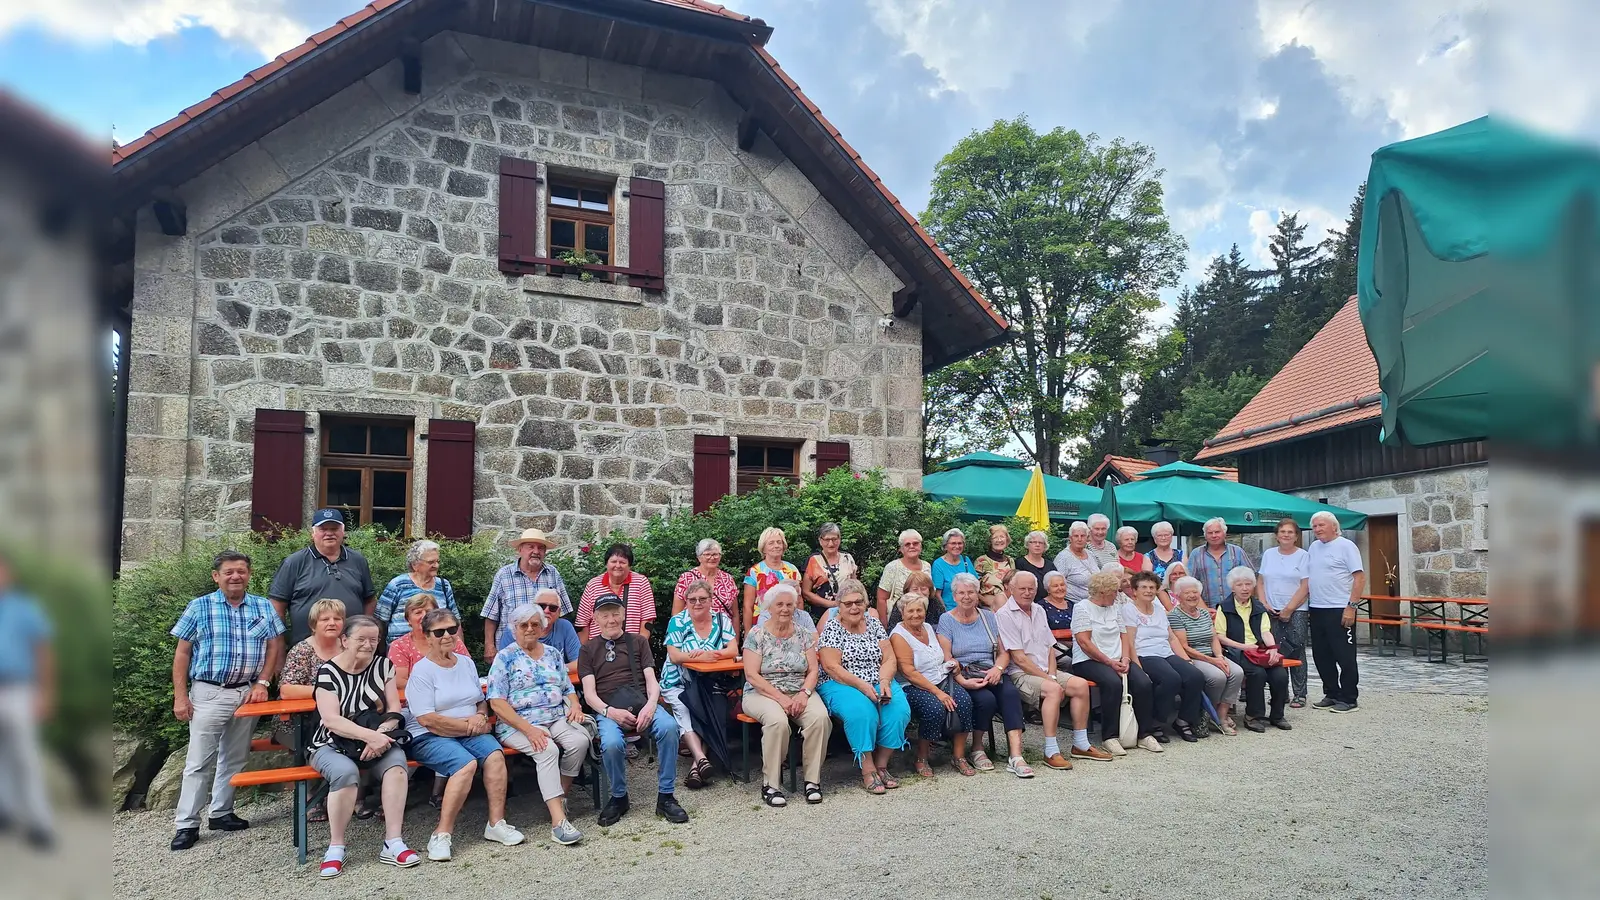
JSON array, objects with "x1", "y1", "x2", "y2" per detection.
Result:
[
  {"x1": 816, "y1": 680, "x2": 910, "y2": 763},
  {"x1": 596, "y1": 706, "x2": 679, "y2": 798},
  {"x1": 408, "y1": 732, "x2": 503, "y2": 777}
]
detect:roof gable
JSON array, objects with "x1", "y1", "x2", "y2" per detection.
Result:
[
  {"x1": 1086, "y1": 454, "x2": 1237, "y2": 484},
  {"x1": 1195, "y1": 297, "x2": 1382, "y2": 460}
]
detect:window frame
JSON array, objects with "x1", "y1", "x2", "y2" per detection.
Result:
[
  {"x1": 317, "y1": 415, "x2": 415, "y2": 536},
  {"x1": 735, "y1": 438, "x2": 802, "y2": 495},
  {"x1": 546, "y1": 174, "x2": 616, "y2": 274}
]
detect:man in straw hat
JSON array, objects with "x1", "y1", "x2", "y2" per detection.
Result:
[{"x1": 482, "y1": 529, "x2": 571, "y2": 652}]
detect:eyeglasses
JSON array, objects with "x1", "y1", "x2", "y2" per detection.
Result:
[
  {"x1": 515, "y1": 621, "x2": 541, "y2": 630},
  {"x1": 686, "y1": 595, "x2": 711, "y2": 605},
  {"x1": 538, "y1": 603, "x2": 561, "y2": 612},
  {"x1": 840, "y1": 599, "x2": 866, "y2": 609},
  {"x1": 427, "y1": 625, "x2": 460, "y2": 638}
]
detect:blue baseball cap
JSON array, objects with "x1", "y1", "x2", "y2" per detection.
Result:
[{"x1": 311, "y1": 508, "x2": 345, "y2": 528}]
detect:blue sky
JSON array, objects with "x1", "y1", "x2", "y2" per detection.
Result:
[{"x1": 6, "y1": 0, "x2": 1596, "y2": 306}]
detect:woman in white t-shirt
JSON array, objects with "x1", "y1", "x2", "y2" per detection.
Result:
[
  {"x1": 1257, "y1": 519, "x2": 1311, "y2": 707},
  {"x1": 1069, "y1": 570, "x2": 1157, "y2": 756},
  {"x1": 1122, "y1": 572, "x2": 1205, "y2": 742}
]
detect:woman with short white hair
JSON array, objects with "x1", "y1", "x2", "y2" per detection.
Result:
[
  {"x1": 1114, "y1": 525, "x2": 1153, "y2": 573},
  {"x1": 1013, "y1": 530, "x2": 1055, "y2": 606},
  {"x1": 673, "y1": 538, "x2": 739, "y2": 619},
  {"x1": 876, "y1": 529, "x2": 929, "y2": 623},
  {"x1": 1084, "y1": 513, "x2": 1119, "y2": 568},
  {"x1": 1052, "y1": 522, "x2": 1098, "y2": 608},
  {"x1": 1167, "y1": 576, "x2": 1243, "y2": 735},
  {"x1": 1214, "y1": 567, "x2": 1290, "y2": 732},
  {"x1": 1146, "y1": 521, "x2": 1183, "y2": 582},
  {"x1": 660, "y1": 578, "x2": 738, "y2": 788},
  {"x1": 376, "y1": 539, "x2": 458, "y2": 642},
  {"x1": 1157, "y1": 560, "x2": 1190, "y2": 612}
]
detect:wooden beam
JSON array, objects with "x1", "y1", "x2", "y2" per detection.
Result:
[
  {"x1": 892, "y1": 286, "x2": 919, "y2": 318},
  {"x1": 152, "y1": 199, "x2": 187, "y2": 237},
  {"x1": 736, "y1": 111, "x2": 760, "y2": 152}
]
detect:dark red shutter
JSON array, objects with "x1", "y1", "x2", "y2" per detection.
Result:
[
  {"x1": 498, "y1": 157, "x2": 539, "y2": 275},
  {"x1": 692, "y1": 435, "x2": 731, "y2": 514},
  {"x1": 425, "y1": 419, "x2": 476, "y2": 540},
  {"x1": 816, "y1": 440, "x2": 851, "y2": 476},
  {"x1": 251, "y1": 409, "x2": 306, "y2": 534},
  {"x1": 628, "y1": 176, "x2": 666, "y2": 291}
]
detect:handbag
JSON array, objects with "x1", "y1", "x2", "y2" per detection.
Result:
[
  {"x1": 1243, "y1": 645, "x2": 1281, "y2": 667},
  {"x1": 961, "y1": 611, "x2": 1000, "y2": 681},
  {"x1": 603, "y1": 634, "x2": 649, "y2": 715},
  {"x1": 1117, "y1": 673, "x2": 1139, "y2": 748},
  {"x1": 937, "y1": 674, "x2": 964, "y2": 737},
  {"x1": 332, "y1": 710, "x2": 410, "y2": 768}
]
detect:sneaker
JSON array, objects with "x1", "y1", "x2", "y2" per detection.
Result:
[
  {"x1": 1137, "y1": 735, "x2": 1164, "y2": 753},
  {"x1": 379, "y1": 845, "x2": 421, "y2": 868},
  {"x1": 1313, "y1": 697, "x2": 1337, "y2": 710},
  {"x1": 1330, "y1": 701, "x2": 1357, "y2": 713},
  {"x1": 1006, "y1": 756, "x2": 1035, "y2": 779},
  {"x1": 427, "y1": 832, "x2": 453, "y2": 862},
  {"x1": 1102, "y1": 738, "x2": 1127, "y2": 757},
  {"x1": 1042, "y1": 752, "x2": 1073, "y2": 770},
  {"x1": 483, "y1": 819, "x2": 525, "y2": 846},
  {"x1": 1071, "y1": 745, "x2": 1115, "y2": 762},
  {"x1": 550, "y1": 820, "x2": 583, "y2": 846},
  {"x1": 656, "y1": 792, "x2": 689, "y2": 823},
  {"x1": 598, "y1": 795, "x2": 630, "y2": 827}
]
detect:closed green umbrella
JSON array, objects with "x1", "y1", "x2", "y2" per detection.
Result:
[
  {"x1": 923, "y1": 452, "x2": 1111, "y2": 522},
  {"x1": 1104, "y1": 461, "x2": 1366, "y2": 533},
  {"x1": 1100, "y1": 477, "x2": 1122, "y2": 535},
  {"x1": 1357, "y1": 115, "x2": 1600, "y2": 447}
]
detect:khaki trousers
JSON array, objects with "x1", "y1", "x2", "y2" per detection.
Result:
[{"x1": 740, "y1": 692, "x2": 831, "y2": 788}]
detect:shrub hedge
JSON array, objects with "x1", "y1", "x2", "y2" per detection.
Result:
[{"x1": 112, "y1": 467, "x2": 1056, "y2": 746}]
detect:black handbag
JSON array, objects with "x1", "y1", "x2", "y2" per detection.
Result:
[
  {"x1": 937, "y1": 674, "x2": 964, "y2": 737},
  {"x1": 332, "y1": 710, "x2": 409, "y2": 767},
  {"x1": 961, "y1": 611, "x2": 1000, "y2": 681},
  {"x1": 603, "y1": 635, "x2": 649, "y2": 715}
]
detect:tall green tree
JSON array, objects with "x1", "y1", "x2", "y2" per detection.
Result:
[
  {"x1": 922, "y1": 119, "x2": 1186, "y2": 475},
  {"x1": 1156, "y1": 371, "x2": 1270, "y2": 460}
]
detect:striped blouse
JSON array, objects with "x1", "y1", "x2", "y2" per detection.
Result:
[{"x1": 1166, "y1": 604, "x2": 1217, "y2": 656}]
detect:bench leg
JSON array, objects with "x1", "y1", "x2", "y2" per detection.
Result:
[
  {"x1": 788, "y1": 731, "x2": 800, "y2": 794},
  {"x1": 741, "y1": 720, "x2": 751, "y2": 786},
  {"x1": 294, "y1": 781, "x2": 308, "y2": 865}
]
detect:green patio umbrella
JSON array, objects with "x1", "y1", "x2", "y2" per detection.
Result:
[
  {"x1": 1357, "y1": 115, "x2": 1600, "y2": 447},
  {"x1": 923, "y1": 452, "x2": 1111, "y2": 522},
  {"x1": 1100, "y1": 477, "x2": 1122, "y2": 535},
  {"x1": 1100, "y1": 461, "x2": 1366, "y2": 533}
]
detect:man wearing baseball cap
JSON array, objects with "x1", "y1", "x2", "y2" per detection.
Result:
[
  {"x1": 481, "y1": 528, "x2": 571, "y2": 652},
  {"x1": 267, "y1": 508, "x2": 376, "y2": 644}
]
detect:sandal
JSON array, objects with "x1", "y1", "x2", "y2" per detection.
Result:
[
  {"x1": 914, "y1": 758, "x2": 935, "y2": 778},
  {"x1": 803, "y1": 782, "x2": 823, "y2": 804},
  {"x1": 880, "y1": 772, "x2": 900, "y2": 790},
  {"x1": 684, "y1": 758, "x2": 706, "y2": 790},
  {"x1": 969, "y1": 751, "x2": 995, "y2": 772},
  {"x1": 862, "y1": 773, "x2": 886, "y2": 795},
  {"x1": 761, "y1": 786, "x2": 787, "y2": 807},
  {"x1": 1290, "y1": 698, "x2": 1306, "y2": 709},
  {"x1": 952, "y1": 757, "x2": 977, "y2": 777},
  {"x1": 306, "y1": 802, "x2": 328, "y2": 823},
  {"x1": 354, "y1": 801, "x2": 376, "y2": 820}
]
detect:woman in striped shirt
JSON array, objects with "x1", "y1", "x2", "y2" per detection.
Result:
[{"x1": 1165, "y1": 576, "x2": 1243, "y2": 735}]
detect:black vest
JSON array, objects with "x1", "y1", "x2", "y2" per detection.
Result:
[{"x1": 1216, "y1": 598, "x2": 1274, "y2": 661}]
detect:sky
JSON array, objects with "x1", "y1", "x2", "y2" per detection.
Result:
[{"x1": 4, "y1": 0, "x2": 1597, "y2": 306}]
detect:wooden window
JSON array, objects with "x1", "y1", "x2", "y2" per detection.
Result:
[
  {"x1": 548, "y1": 177, "x2": 614, "y2": 270},
  {"x1": 736, "y1": 438, "x2": 801, "y2": 494},
  {"x1": 319, "y1": 416, "x2": 414, "y2": 535}
]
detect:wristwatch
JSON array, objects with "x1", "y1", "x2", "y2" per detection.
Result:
[
  {"x1": 255, "y1": 679, "x2": 270, "y2": 688},
  {"x1": 803, "y1": 688, "x2": 814, "y2": 697}
]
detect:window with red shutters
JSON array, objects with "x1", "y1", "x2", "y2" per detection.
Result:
[
  {"x1": 424, "y1": 419, "x2": 476, "y2": 541},
  {"x1": 628, "y1": 176, "x2": 665, "y2": 291},
  {"x1": 692, "y1": 435, "x2": 732, "y2": 514},
  {"x1": 815, "y1": 440, "x2": 851, "y2": 476},
  {"x1": 251, "y1": 409, "x2": 307, "y2": 534},
  {"x1": 319, "y1": 415, "x2": 414, "y2": 536},
  {"x1": 498, "y1": 157, "x2": 539, "y2": 275}
]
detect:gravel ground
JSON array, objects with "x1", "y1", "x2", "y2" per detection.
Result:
[{"x1": 113, "y1": 656, "x2": 1487, "y2": 900}]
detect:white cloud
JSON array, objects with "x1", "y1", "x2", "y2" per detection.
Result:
[
  {"x1": 0, "y1": 0, "x2": 309, "y2": 59},
  {"x1": 1245, "y1": 204, "x2": 1341, "y2": 268}
]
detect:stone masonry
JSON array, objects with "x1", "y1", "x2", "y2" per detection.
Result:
[{"x1": 122, "y1": 32, "x2": 924, "y2": 561}]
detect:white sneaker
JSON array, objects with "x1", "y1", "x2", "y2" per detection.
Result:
[
  {"x1": 483, "y1": 819, "x2": 526, "y2": 846},
  {"x1": 1102, "y1": 738, "x2": 1127, "y2": 757},
  {"x1": 1138, "y1": 735, "x2": 1164, "y2": 753},
  {"x1": 427, "y1": 832, "x2": 453, "y2": 861}
]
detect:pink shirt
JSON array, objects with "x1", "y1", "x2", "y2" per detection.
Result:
[
  {"x1": 387, "y1": 633, "x2": 470, "y2": 673},
  {"x1": 996, "y1": 597, "x2": 1055, "y2": 676}
]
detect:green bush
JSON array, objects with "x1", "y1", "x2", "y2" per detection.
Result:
[{"x1": 112, "y1": 528, "x2": 509, "y2": 748}]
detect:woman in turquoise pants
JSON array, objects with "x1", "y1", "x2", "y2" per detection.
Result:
[{"x1": 816, "y1": 579, "x2": 910, "y2": 794}]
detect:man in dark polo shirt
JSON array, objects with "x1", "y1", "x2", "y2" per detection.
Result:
[{"x1": 268, "y1": 508, "x2": 375, "y2": 644}]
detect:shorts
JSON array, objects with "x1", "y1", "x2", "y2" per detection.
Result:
[
  {"x1": 1009, "y1": 670, "x2": 1074, "y2": 709},
  {"x1": 407, "y1": 731, "x2": 503, "y2": 777},
  {"x1": 309, "y1": 742, "x2": 407, "y2": 791}
]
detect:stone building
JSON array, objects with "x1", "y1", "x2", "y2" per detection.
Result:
[
  {"x1": 107, "y1": 0, "x2": 1008, "y2": 565},
  {"x1": 1195, "y1": 298, "x2": 1488, "y2": 600}
]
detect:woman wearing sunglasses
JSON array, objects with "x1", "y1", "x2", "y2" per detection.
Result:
[{"x1": 404, "y1": 609, "x2": 525, "y2": 861}]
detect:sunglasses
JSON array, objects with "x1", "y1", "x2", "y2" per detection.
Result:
[
  {"x1": 538, "y1": 603, "x2": 561, "y2": 612},
  {"x1": 428, "y1": 625, "x2": 460, "y2": 638},
  {"x1": 604, "y1": 639, "x2": 617, "y2": 663},
  {"x1": 686, "y1": 595, "x2": 711, "y2": 604}
]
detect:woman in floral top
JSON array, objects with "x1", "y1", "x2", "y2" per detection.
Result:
[
  {"x1": 671, "y1": 539, "x2": 739, "y2": 619},
  {"x1": 741, "y1": 582, "x2": 830, "y2": 806},
  {"x1": 486, "y1": 603, "x2": 588, "y2": 846},
  {"x1": 661, "y1": 579, "x2": 737, "y2": 789},
  {"x1": 743, "y1": 526, "x2": 802, "y2": 632},
  {"x1": 816, "y1": 579, "x2": 910, "y2": 794}
]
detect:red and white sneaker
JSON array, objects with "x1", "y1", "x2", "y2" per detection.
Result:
[
  {"x1": 379, "y1": 846, "x2": 421, "y2": 868},
  {"x1": 318, "y1": 859, "x2": 344, "y2": 879}
]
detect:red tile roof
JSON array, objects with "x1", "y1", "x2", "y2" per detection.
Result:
[
  {"x1": 1086, "y1": 455, "x2": 1238, "y2": 484},
  {"x1": 1194, "y1": 297, "x2": 1383, "y2": 460}
]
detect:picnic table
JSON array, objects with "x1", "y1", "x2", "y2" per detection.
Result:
[{"x1": 1357, "y1": 596, "x2": 1488, "y2": 663}]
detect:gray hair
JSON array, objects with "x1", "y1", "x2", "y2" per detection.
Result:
[
  {"x1": 1311, "y1": 510, "x2": 1341, "y2": 533},
  {"x1": 950, "y1": 571, "x2": 981, "y2": 593},
  {"x1": 1025, "y1": 529, "x2": 1050, "y2": 547},
  {"x1": 1204, "y1": 517, "x2": 1228, "y2": 533},
  {"x1": 896, "y1": 591, "x2": 930, "y2": 615},
  {"x1": 534, "y1": 587, "x2": 562, "y2": 607},
  {"x1": 1068, "y1": 521, "x2": 1090, "y2": 536},
  {"x1": 1115, "y1": 525, "x2": 1139, "y2": 544},
  {"x1": 1151, "y1": 521, "x2": 1174, "y2": 537},
  {"x1": 695, "y1": 538, "x2": 723, "y2": 557},
  {"x1": 508, "y1": 603, "x2": 546, "y2": 629},
  {"x1": 898, "y1": 529, "x2": 923, "y2": 547},
  {"x1": 1086, "y1": 513, "x2": 1110, "y2": 528},
  {"x1": 1011, "y1": 570, "x2": 1038, "y2": 590},
  {"x1": 1173, "y1": 576, "x2": 1203, "y2": 597},
  {"x1": 406, "y1": 539, "x2": 441, "y2": 568},
  {"x1": 420, "y1": 608, "x2": 459, "y2": 632},
  {"x1": 1042, "y1": 570, "x2": 1067, "y2": 589},
  {"x1": 836, "y1": 578, "x2": 869, "y2": 604},
  {"x1": 817, "y1": 522, "x2": 842, "y2": 540},
  {"x1": 1226, "y1": 566, "x2": 1257, "y2": 587},
  {"x1": 765, "y1": 580, "x2": 801, "y2": 606},
  {"x1": 940, "y1": 528, "x2": 965, "y2": 551}
]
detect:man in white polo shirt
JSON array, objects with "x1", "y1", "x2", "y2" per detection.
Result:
[{"x1": 1306, "y1": 511, "x2": 1364, "y2": 713}]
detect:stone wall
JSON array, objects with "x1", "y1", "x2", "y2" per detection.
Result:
[{"x1": 122, "y1": 32, "x2": 922, "y2": 561}]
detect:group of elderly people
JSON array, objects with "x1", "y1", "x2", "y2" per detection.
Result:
[{"x1": 166, "y1": 508, "x2": 1365, "y2": 878}]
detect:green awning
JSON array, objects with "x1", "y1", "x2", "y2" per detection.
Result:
[
  {"x1": 1357, "y1": 115, "x2": 1600, "y2": 447},
  {"x1": 1100, "y1": 463, "x2": 1366, "y2": 533},
  {"x1": 923, "y1": 453, "x2": 1109, "y2": 521}
]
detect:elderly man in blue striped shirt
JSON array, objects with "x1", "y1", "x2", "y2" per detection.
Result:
[
  {"x1": 481, "y1": 529, "x2": 571, "y2": 651},
  {"x1": 1186, "y1": 518, "x2": 1254, "y2": 608},
  {"x1": 169, "y1": 550, "x2": 284, "y2": 852}
]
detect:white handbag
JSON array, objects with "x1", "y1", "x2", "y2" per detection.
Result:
[{"x1": 1118, "y1": 673, "x2": 1139, "y2": 747}]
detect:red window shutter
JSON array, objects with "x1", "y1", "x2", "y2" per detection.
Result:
[
  {"x1": 251, "y1": 409, "x2": 306, "y2": 534},
  {"x1": 425, "y1": 419, "x2": 476, "y2": 541},
  {"x1": 628, "y1": 176, "x2": 666, "y2": 291},
  {"x1": 692, "y1": 435, "x2": 731, "y2": 514},
  {"x1": 498, "y1": 157, "x2": 539, "y2": 275},
  {"x1": 816, "y1": 440, "x2": 851, "y2": 476}
]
